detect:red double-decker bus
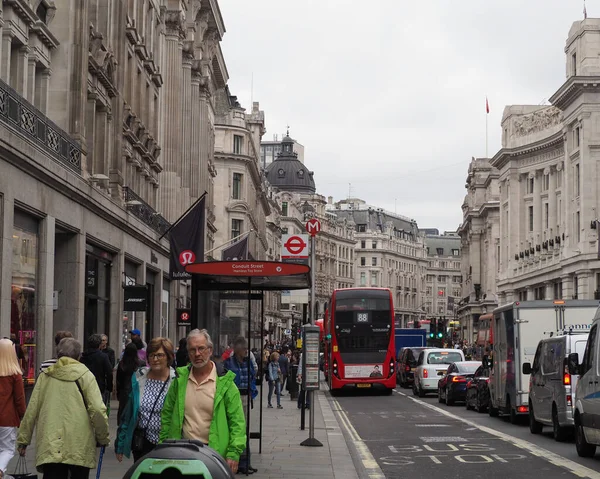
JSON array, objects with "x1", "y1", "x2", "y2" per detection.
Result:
[{"x1": 323, "y1": 287, "x2": 396, "y2": 393}]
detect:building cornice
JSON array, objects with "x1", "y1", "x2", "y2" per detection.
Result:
[
  {"x1": 491, "y1": 131, "x2": 564, "y2": 170},
  {"x1": 550, "y1": 77, "x2": 600, "y2": 111}
]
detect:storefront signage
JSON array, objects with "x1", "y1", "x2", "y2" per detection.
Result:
[
  {"x1": 177, "y1": 308, "x2": 192, "y2": 327},
  {"x1": 185, "y1": 261, "x2": 310, "y2": 277},
  {"x1": 123, "y1": 285, "x2": 148, "y2": 312}
]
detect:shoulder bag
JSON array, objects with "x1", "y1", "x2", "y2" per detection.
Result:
[{"x1": 132, "y1": 378, "x2": 169, "y2": 452}]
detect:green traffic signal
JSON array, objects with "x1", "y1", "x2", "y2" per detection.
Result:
[
  {"x1": 429, "y1": 333, "x2": 434, "y2": 338},
  {"x1": 437, "y1": 332, "x2": 443, "y2": 339},
  {"x1": 325, "y1": 334, "x2": 332, "y2": 340}
]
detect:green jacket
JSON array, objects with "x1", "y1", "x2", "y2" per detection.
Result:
[
  {"x1": 17, "y1": 357, "x2": 110, "y2": 472},
  {"x1": 159, "y1": 363, "x2": 246, "y2": 461}
]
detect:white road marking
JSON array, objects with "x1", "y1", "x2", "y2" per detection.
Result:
[
  {"x1": 420, "y1": 436, "x2": 468, "y2": 442},
  {"x1": 395, "y1": 389, "x2": 600, "y2": 478},
  {"x1": 328, "y1": 395, "x2": 386, "y2": 479},
  {"x1": 414, "y1": 424, "x2": 450, "y2": 427}
]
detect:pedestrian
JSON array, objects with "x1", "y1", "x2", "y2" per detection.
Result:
[
  {"x1": 116, "y1": 343, "x2": 144, "y2": 425},
  {"x1": 100, "y1": 334, "x2": 116, "y2": 369},
  {"x1": 115, "y1": 337, "x2": 176, "y2": 462},
  {"x1": 267, "y1": 352, "x2": 283, "y2": 409},
  {"x1": 80, "y1": 333, "x2": 114, "y2": 404},
  {"x1": 0, "y1": 338, "x2": 26, "y2": 479},
  {"x1": 223, "y1": 337, "x2": 258, "y2": 474},
  {"x1": 278, "y1": 347, "x2": 289, "y2": 394},
  {"x1": 39, "y1": 330, "x2": 73, "y2": 373},
  {"x1": 159, "y1": 329, "x2": 246, "y2": 475},
  {"x1": 17, "y1": 337, "x2": 110, "y2": 479},
  {"x1": 129, "y1": 329, "x2": 147, "y2": 365},
  {"x1": 176, "y1": 338, "x2": 189, "y2": 367}
]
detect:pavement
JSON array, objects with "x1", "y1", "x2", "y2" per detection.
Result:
[{"x1": 5, "y1": 382, "x2": 360, "y2": 479}]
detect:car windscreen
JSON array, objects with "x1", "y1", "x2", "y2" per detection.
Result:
[
  {"x1": 456, "y1": 363, "x2": 479, "y2": 374},
  {"x1": 427, "y1": 351, "x2": 463, "y2": 365}
]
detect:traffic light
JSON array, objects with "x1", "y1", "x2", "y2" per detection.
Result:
[
  {"x1": 325, "y1": 334, "x2": 332, "y2": 341},
  {"x1": 437, "y1": 332, "x2": 443, "y2": 339},
  {"x1": 429, "y1": 332, "x2": 434, "y2": 339}
]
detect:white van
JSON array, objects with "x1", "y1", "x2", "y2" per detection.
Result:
[
  {"x1": 524, "y1": 331, "x2": 589, "y2": 441},
  {"x1": 568, "y1": 307, "x2": 600, "y2": 457}
]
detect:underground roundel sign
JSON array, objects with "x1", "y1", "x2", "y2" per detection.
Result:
[{"x1": 281, "y1": 234, "x2": 309, "y2": 261}]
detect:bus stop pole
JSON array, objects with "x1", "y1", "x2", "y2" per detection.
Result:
[{"x1": 309, "y1": 234, "x2": 316, "y2": 441}]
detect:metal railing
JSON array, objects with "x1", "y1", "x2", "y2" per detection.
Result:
[
  {"x1": 123, "y1": 186, "x2": 170, "y2": 235},
  {"x1": 0, "y1": 77, "x2": 81, "y2": 173}
]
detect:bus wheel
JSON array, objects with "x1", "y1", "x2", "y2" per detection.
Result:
[{"x1": 383, "y1": 388, "x2": 393, "y2": 396}]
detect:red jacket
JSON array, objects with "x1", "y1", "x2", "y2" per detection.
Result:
[{"x1": 0, "y1": 373, "x2": 26, "y2": 427}]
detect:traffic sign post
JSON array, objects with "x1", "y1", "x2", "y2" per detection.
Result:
[{"x1": 301, "y1": 218, "x2": 323, "y2": 448}]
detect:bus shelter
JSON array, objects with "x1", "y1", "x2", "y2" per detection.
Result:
[{"x1": 185, "y1": 261, "x2": 311, "y2": 463}]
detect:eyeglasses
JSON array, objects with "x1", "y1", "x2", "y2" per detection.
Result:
[
  {"x1": 188, "y1": 346, "x2": 211, "y2": 354},
  {"x1": 149, "y1": 353, "x2": 167, "y2": 360}
]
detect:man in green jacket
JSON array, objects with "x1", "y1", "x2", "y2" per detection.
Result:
[{"x1": 159, "y1": 329, "x2": 246, "y2": 474}]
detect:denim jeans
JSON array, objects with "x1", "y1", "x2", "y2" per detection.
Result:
[{"x1": 268, "y1": 380, "x2": 281, "y2": 406}]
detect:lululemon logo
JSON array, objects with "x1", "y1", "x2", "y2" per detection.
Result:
[{"x1": 179, "y1": 250, "x2": 196, "y2": 266}]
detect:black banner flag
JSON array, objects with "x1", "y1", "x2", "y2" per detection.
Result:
[
  {"x1": 169, "y1": 195, "x2": 206, "y2": 280},
  {"x1": 221, "y1": 234, "x2": 249, "y2": 261}
]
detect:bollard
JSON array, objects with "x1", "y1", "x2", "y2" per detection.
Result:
[{"x1": 289, "y1": 364, "x2": 299, "y2": 400}]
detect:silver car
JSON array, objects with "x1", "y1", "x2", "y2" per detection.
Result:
[{"x1": 413, "y1": 348, "x2": 465, "y2": 397}]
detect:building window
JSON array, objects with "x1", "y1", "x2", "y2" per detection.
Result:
[
  {"x1": 452, "y1": 249, "x2": 459, "y2": 256},
  {"x1": 371, "y1": 272, "x2": 378, "y2": 287},
  {"x1": 231, "y1": 219, "x2": 243, "y2": 240},
  {"x1": 372, "y1": 241, "x2": 377, "y2": 249},
  {"x1": 557, "y1": 169, "x2": 563, "y2": 188},
  {"x1": 360, "y1": 257, "x2": 366, "y2": 266},
  {"x1": 357, "y1": 224, "x2": 366, "y2": 232},
  {"x1": 84, "y1": 244, "x2": 112, "y2": 360},
  {"x1": 232, "y1": 173, "x2": 242, "y2": 200},
  {"x1": 572, "y1": 52, "x2": 577, "y2": 75},
  {"x1": 529, "y1": 205, "x2": 534, "y2": 232},
  {"x1": 233, "y1": 135, "x2": 243, "y2": 154},
  {"x1": 281, "y1": 201, "x2": 288, "y2": 216},
  {"x1": 528, "y1": 177, "x2": 534, "y2": 194},
  {"x1": 438, "y1": 288, "x2": 445, "y2": 296},
  {"x1": 436, "y1": 248, "x2": 443, "y2": 255},
  {"x1": 360, "y1": 272, "x2": 366, "y2": 286},
  {"x1": 575, "y1": 127, "x2": 581, "y2": 148},
  {"x1": 576, "y1": 211, "x2": 581, "y2": 242},
  {"x1": 575, "y1": 164, "x2": 580, "y2": 197},
  {"x1": 282, "y1": 227, "x2": 288, "y2": 234},
  {"x1": 543, "y1": 174, "x2": 549, "y2": 191},
  {"x1": 544, "y1": 203, "x2": 549, "y2": 229},
  {"x1": 360, "y1": 240, "x2": 365, "y2": 249},
  {"x1": 372, "y1": 257, "x2": 377, "y2": 266},
  {"x1": 12, "y1": 211, "x2": 39, "y2": 385}
]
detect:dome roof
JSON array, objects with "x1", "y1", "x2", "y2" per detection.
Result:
[{"x1": 264, "y1": 134, "x2": 316, "y2": 193}]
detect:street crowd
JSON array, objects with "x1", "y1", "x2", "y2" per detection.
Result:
[{"x1": 0, "y1": 330, "x2": 303, "y2": 479}]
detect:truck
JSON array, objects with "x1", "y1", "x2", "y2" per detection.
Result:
[
  {"x1": 488, "y1": 299, "x2": 598, "y2": 424},
  {"x1": 394, "y1": 328, "x2": 427, "y2": 353}
]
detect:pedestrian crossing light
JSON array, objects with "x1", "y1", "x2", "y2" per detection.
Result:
[
  {"x1": 325, "y1": 334, "x2": 332, "y2": 340},
  {"x1": 437, "y1": 332, "x2": 444, "y2": 339},
  {"x1": 429, "y1": 332, "x2": 434, "y2": 338}
]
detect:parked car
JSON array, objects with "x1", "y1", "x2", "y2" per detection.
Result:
[
  {"x1": 397, "y1": 347, "x2": 427, "y2": 388},
  {"x1": 413, "y1": 349, "x2": 465, "y2": 397},
  {"x1": 465, "y1": 365, "x2": 491, "y2": 413},
  {"x1": 524, "y1": 331, "x2": 588, "y2": 441},
  {"x1": 437, "y1": 361, "x2": 480, "y2": 405}
]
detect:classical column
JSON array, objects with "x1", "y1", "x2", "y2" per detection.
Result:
[
  {"x1": 533, "y1": 170, "x2": 542, "y2": 245},
  {"x1": 158, "y1": 10, "x2": 184, "y2": 222},
  {"x1": 37, "y1": 215, "x2": 56, "y2": 370},
  {"x1": 0, "y1": 193, "x2": 14, "y2": 338},
  {"x1": 85, "y1": 95, "x2": 97, "y2": 176},
  {"x1": 26, "y1": 56, "x2": 36, "y2": 104},
  {"x1": 35, "y1": 68, "x2": 51, "y2": 114},
  {"x1": 544, "y1": 281, "x2": 553, "y2": 300},
  {"x1": 1, "y1": 32, "x2": 13, "y2": 84},
  {"x1": 198, "y1": 77, "x2": 209, "y2": 198},
  {"x1": 190, "y1": 63, "x2": 201, "y2": 198},
  {"x1": 94, "y1": 106, "x2": 108, "y2": 176},
  {"x1": 548, "y1": 166, "x2": 557, "y2": 238},
  {"x1": 561, "y1": 274, "x2": 573, "y2": 300},
  {"x1": 181, "y1": 42, "x2": 193, "y2": 197},
  {"x1": 577, "y1": 270, "x2": 593, "y2": 300},
  {"x1": 11, "y1": 46, "x2": 29, "y2": 96}
]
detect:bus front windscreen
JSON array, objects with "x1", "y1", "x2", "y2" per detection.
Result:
[{"x1": 334, "y1": 290, "x2": 392, "y2": 364}]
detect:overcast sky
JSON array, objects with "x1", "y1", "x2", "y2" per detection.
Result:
[{"x1": 218, "y1": 0, "x2": 587, "y2": 232}]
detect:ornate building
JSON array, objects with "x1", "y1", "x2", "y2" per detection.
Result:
[
  {"x1": 461, "y1": 18, "x2": 600, "y2": 309},
  {"x1": 422, "y1": 231, "x2": 462, "y2": 334},
  {"x1": 331, "y1": 198, "x2": 427, "y2": 328},
  {"x1": 0, "y1": 0, "x2": 230, "y2": 385},
  {"x1": 457, "y1": 159, "x2": 500, "y2": 341},
  {"x1": 264, "y1": 133, "x2": 355, "y2": 330}
]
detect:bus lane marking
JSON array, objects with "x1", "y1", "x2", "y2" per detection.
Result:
[{"x1": 394, "y1": 390, "x2": 600, "y2": 479}]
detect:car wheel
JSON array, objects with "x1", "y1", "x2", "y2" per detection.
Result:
[
  {"x1": 575, "y1": 414, "x2": 597, "y2": 457},
  {"x1": 418, "y1": 385, "x2": 426, "y2": 398},
  {"x1": 412, "y1": 382, "x2": 418, "y2": 396},
  {"x1": 465, "y1": 393, "x2": 472, "y2": 410},
  {"x1": 529, "y1": 402, "x2": 543, "y2": 434},
  {"x1": 552, "y1": 404, "x2": 569, "y2": 442},
  {"x1": 438, "y1": 388, "x2": 444, "y2": 403},
  {"x1": 446, "y1": 388, "x2": 454, "y2": 406}
]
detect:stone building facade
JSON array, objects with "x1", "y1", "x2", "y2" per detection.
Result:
[
  {"x1": 456, "y1": 159, "x2": 500, "y2": 341},
  {"x1": 0, "y1": 0, "x2": 230, "y2": 386},
  {"x1": 422, "y1": 232, "x2": 462, "y2": 334},
  {"x1": 331, "y1": 198, "x2": 427, "y2": 328},
  {"x1": 458, "y1": 18, "x2": 600, "y2": 312}
]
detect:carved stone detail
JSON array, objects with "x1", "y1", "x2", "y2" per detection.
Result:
[
  {"x1": 556, "y1": 160, "x2": 564, "y2": 171},
  {"x1": 513, "y1": 107, "x2": 562, "y2": 137},
  {"x1": 164, "y1": 10, "x2": 185, "y2": 38},
  {"x1": 182, "y1": 40, "x2": 195, "y2": 62}
]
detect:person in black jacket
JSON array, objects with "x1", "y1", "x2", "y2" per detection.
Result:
[
  {"x1": 100, "y1": 334, "x2": 116, "y2": 368},
  {"x1": 80, "y1": 333, "x2": 114, "y2": 403}
]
